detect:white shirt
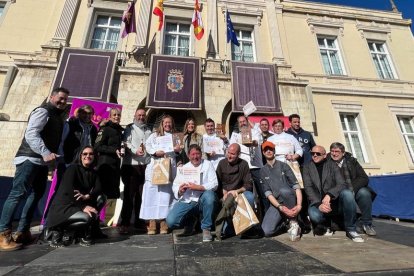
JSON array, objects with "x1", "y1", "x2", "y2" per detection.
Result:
[
  {"x1": 229, "y1": 127, "x2": 263, "y2": 169},
  {"x1": 267, "y1": 132, "x2": 303, "y2": 162},
  {"x1": 172, "y1": 160, "x2": 218, "y2": 203}
]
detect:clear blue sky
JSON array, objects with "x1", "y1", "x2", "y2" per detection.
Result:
[{"x1": 303, "y1": 0, "x2": 413, "y2": 33}]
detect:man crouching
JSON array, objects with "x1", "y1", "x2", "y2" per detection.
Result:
[
  {"x1": 166, "y1": 144, "x2": 218, "y2": 242},
  {"x1": 260, "y1": 141, "x2": 302, "y2": 241}
]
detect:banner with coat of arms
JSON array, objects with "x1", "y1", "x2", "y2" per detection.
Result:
[{"x1": 146, "y1": 55, "x2": 201, "y2": 110}]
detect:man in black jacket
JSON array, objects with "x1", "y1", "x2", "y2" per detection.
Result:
[
  {"x1": 303, "y1": 145, "x2": 364, "y2": 242},
  {"x1": 329, "y1": 142, "x2": 376, "y2": 236}
]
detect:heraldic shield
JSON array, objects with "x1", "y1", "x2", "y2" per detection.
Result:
[{"x1": 167, "y1": 69, "x2": 184, "y2": 93}]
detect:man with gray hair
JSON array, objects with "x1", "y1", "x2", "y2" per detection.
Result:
[{"x1": 328, "y1": 142, "x2": 376, "y2": 236}]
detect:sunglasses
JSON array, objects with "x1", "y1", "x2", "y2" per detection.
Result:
[
  {"x1": 82, "y1": 152, "x2": 94, "y2": 156},
  {"x1": 311, "y1": 152, "x2": 324, "y2": 157}
]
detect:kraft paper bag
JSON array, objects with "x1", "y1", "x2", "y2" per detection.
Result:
[
  {"x1": 287, "y1": 160, "x2": 304, "y2": 189},
  {"x1": 232, "y1": 193, "x2": 259, "y2": 235},
  {"x1": 152, "y1": 157, "x2": 171, "y2": 185}
]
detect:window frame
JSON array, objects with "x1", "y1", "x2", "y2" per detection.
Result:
[
  {"x1": 397, "y1": 116, "x2": 414, "y2": 163},
  {"x1": 87, "y1": 13, "x2": 123, "y2": 51},
  {"x1": 231, "y1": 28, "x2": 256, "y2": 63},
  {"x1": 339, "y1": 113, "x2": 369, "y2": 163},
  {"x1": 0, "y1": 1, "x2": 10, "y2": 26},
  {"x1": 162, "y1": 21, "x2": 192, "y2": 57},
  {"x1": 317, "y1": 36, "x2": 346, "y2": 76},
  {"x1": 367, "y1": 41, "x2": 397, "y2": 80}
]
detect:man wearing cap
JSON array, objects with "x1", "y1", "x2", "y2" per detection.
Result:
[{"x1": 259, "y1": 141, "x2": 302, "y2": 240}]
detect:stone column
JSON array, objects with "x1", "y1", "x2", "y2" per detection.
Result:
[
  {"x1": 265, "y1": 0, "x2": 285, "y2": 64},
  {"x1": 52, "y1": 0, "x2": 81, "y2": 46}
]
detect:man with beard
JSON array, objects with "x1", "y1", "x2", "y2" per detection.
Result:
[{"x1": 119, "y1": 108, "x2": 152, "y2": 234}]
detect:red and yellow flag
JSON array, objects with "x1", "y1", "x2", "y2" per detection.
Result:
[
  {"x1": 153, "y1": 0, "x2": 164, "y2": 31},
  {"x1": 192, "y1": 0, "x2": 204, "y2": 40}
]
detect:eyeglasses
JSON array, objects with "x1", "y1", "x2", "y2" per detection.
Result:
[
  {"x1": 311, "y1": 152, "x2": 324, "y2": 157},
  {"x1": 82, "y1": 152, "x2": 94, "y2": 156}
]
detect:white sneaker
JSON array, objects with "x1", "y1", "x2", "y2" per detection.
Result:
[
  {"x1": 347, "y1": 231, "x2": 364, "y2": 243},
  {"x1": 287, "y1": 221, "x2": 301, "y2": 242},
  {"x1": 324, "y1": 228, "x2": 334, "y2": 236}
]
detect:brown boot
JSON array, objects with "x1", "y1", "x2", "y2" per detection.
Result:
[
  {"x1": 160, "y1": 220, "x2": 169, "y2": 234},
  {"x1": 147, "y1": 220, "x2": 157, "y2": 235},
  {"x1": 13, "y1": 230, "x2": 33, "y2": 245},
  {"x1": 0, "y1": 230, "x2": 22, "y2": 252}
]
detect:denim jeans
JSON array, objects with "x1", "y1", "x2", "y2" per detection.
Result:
[
  {"x1": 355, "y1": 187, "x2": 373, "y2": 226},
  {"x1": 222, "y1": 190, "x2": 255, "y2": 236},
  {"x1": 261, "y1": 187, "x2": 296, "y2": 237},
  {"x1": 308, "y1": 189, "x2": 357, "y2": 232},
  {"x1": 0, "y1": 160, "x2": 48, "y2": 232},
  {"x1": 166, "y1": 190, "x2": 218, "y2": 231}
]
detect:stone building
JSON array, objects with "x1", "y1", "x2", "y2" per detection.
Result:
[{"x1": 0, "y1": 0, "x2": 413, "y2": 176}]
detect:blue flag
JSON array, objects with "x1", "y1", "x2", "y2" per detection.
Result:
[{"x1": 226, "y1": 10, "x2": 239, "y2": 46}]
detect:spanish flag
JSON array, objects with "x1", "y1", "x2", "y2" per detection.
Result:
[
  {"x1": 192, "y1": 0, "x2": 204, "y2": 40},
  {"x1": 153, "y1": 0, "x2": 164, "y2": 31}
]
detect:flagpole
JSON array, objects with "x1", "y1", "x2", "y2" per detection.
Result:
[
  {"x1": 390, "y1": 0, "x2": 398, "y2": 12},
  {"x1": 224, "y1": 7, "x2": 228, "y2": 61}
]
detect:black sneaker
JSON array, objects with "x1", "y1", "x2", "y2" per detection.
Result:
[{"x1": 49, "y1": 231, "x2": 64, "y2": 248}]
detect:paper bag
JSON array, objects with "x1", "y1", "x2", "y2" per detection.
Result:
[
  {"x1": 286, "y1": 161, "x2": 304, "y2": 189},
  {"x1": 232, "y1": 193, "x2": 259, "y2": 235},
  {"x1": 151, "y1": 157, "x2": 171, "y2": 185}
]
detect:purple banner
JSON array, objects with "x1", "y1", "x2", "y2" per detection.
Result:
[
  {"x1": 52, "y1": 48, "x2": 117, "y2": 102},
  {"x1": 231, "y1": 61, "x2": 281, "y2": 113},
  {"x1": 147, "y1": 55, "x2": 201, "y2": 110}
]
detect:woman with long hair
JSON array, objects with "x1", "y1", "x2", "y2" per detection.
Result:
[
  {"x1": 180, "y1": 117, "x2": 203, "y2": 164},
  {"x1": 139, "y1": 115, "x2": 181, "y2": 234},
  {"x1": 47, "y1": 146, "x2": 105, "y2": 247}
]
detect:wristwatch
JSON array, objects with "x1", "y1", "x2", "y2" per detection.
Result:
[{"x1": 276, "y1": 204, "x2": 283, "y2": 211}]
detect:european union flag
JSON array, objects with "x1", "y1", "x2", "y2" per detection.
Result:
[{"x1": 226, "y1": 10, "x2": 239, "y2": 46}]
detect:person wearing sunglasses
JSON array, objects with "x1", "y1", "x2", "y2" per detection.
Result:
[
  {"x1": 47, "y1": 146, "x2": 105, "y2": 247},
  {"x1": 303, "y1": 145, "x2": 364, "y2": 242},
  {"x1": 260, "y1": 141, "x2": 302, "y2": 241}
]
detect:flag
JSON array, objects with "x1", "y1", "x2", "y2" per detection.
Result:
[
  {"x1": 121, "y1": 1, "x2": 136, "y2": 38},
  {"x1": 192, "y1": 0, "x2": 204, "y2": 40},
  {"x1": 226, "y1": 10, "x2": 239, "y2": 46},
  {"x1": 153, "y1": 0, "x2": 164, "y2": 31}
]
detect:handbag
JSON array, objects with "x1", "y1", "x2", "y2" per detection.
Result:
[
  {"x1": 151, "y1": 157, "x2": 171, "y2": 185},
  {"x1": 232, "y1": 193, "x2": 259, "y2": 235}
]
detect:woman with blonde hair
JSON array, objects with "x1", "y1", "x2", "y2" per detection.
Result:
[{"x1": 140, "y1": 115, "x2": 181, "y2": 234}]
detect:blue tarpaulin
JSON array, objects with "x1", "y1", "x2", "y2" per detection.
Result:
[{"x1": 370, "y1": 173, "x2": 414, "y2": 220}]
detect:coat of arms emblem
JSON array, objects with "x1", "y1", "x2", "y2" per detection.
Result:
[{"x1": 167, "y1": 69, "x2": 184, "y2": 93}]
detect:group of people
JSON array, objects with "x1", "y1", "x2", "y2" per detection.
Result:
[{"x1": 0, "y1": 86, "x2": 376, "y2": 252}]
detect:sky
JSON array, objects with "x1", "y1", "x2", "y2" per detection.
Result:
[{"x1": 303, "y1": 0, "x2": 413, "y2": 33}]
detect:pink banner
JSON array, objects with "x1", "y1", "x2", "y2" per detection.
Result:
[{"x1": 42, "y1": 98, "x2": 123, "y2": 225}]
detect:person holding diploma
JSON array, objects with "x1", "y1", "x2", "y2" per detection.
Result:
[
  {"x1": 203, "y1": 118, "x2": 228, "y2": 169},
  {"x1": 166, "y1": 144, "x2": 218, "y2": 242},
  {"x1": 140, "y1": 115, "x2": 181, "y2": 235}
]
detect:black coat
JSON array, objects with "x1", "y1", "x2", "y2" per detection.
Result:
[
  {"x1": 47, "y1": 164, "x2": 102, "y2": 228},
  {"x1": 303, "y1": 160, "x2": 347, "y2": 207},
  {"x1": 94, "y1": 121, "x2": 124, "y2": 198}
]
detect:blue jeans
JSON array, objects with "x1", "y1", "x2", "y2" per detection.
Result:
[
  {"x1": 222, "y1": 191, "x2": 255, "y2": 236},
  {"x1": 0, "y1": 160, "x2": 48, "y2": 232},
  {"x1": 166, "y1": 190, "x2": 218, "y2": 231},
  {"x1": 308, "y1": 189, "x2": 357, "y2": 232},
  {"x1": 355, "y1": 187, "x2": 373, "y2": 226}
]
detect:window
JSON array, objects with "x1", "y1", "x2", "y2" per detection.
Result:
[
  {"x1": 89, "y1": 15, "x2": 122, "y2": 51},
  {"x1": 397, "y1": 116, "x2": 414, "y2": 162},
  {"x1": 163, "y1": 22, "x2": 191, "y2": 57},
  {"x1": 231, "y1": 29, "x2": 255, "y2": 62},
  {"x1": 340, "y1": 113, "x2": 369, "y2": 163},
  {"x1": 368, "y1": 42, "x2": 396, "y2": 79},
  {"x1": 317, "y1": 37, "x2": 345, "y2": 75},
  {"x1": 0, "y1": 2, "x2": 5, "y2": 18}
]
